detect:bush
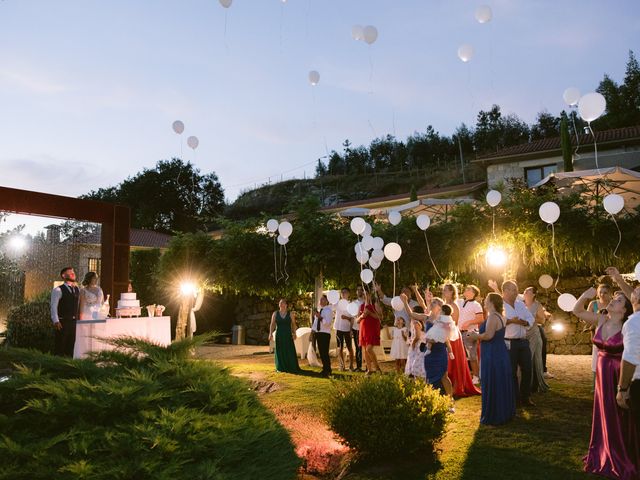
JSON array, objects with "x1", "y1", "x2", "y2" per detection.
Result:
[
  {"x1": 0, "y1": 336, "x2": 300, "y2": 479},
  {"x1": 326, "y1": 374, "x2": 451, "y2": 459},
  {"x1": 5, "y1": 300, "x2": 54, "y2": 353}
]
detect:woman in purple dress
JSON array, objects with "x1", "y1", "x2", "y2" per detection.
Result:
[{"x1": 573, "y1": 287, "x2": 639, "y2": 479}]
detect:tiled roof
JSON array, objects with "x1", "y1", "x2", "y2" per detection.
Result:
[
  {"x1": 475, "y1": 125, "x2": 640, "y2": 163},
  {"x1": 72, "y1": 228, "x2": 172, "y2": 249}
]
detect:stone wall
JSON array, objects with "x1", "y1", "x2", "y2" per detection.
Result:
[{"x1": 234, "y1": 295, "x2": 314, "y2": 345}]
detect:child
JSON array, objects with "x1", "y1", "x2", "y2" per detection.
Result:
[
  {"x1": 405, "y1": 319, "x2": 426, "y2": 379},
  {"x1": 423, "y1": 304, "x2": 457, "y2": 361},
  {"x1": 388, "y1": 317, "x2": 408, "y2": 373}
]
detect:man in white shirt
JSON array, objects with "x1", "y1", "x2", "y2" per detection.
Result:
[
  {"x1": 458, "y1": 284, "x2": 484, "y2": 384},
  {"x1": 376, "y1": 283, "x2": 417, "y2": 328},
  {"x1": 313, "y1": 295, "x2": 333, "y2": 376},
  {"x1": 352, "y1": 285, "x2": 365, "y2": 371},
  {"x1": 335, "y1": 288, "x2": 355, "y2": 371},
  {"x1": 500, "y1": 280, "x2": 535, "y2": 407}
]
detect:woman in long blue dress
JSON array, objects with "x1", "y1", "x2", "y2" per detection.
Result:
[
  {"x1": 268, "y1": 299, "x2": 301, "y2": 373},
  {"x1": 468, "y1": 292, "x2": 515, "y2": 425}
]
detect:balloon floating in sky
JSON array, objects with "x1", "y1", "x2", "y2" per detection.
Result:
[
  {"x1": 475, "y1": 5, "x2": 493, "y2": 23},
  {"x1": 538, "y1": 274, "x2": 554, "y2": 289},
  {"x1": 363, "y1": 25, "x2": 378, "y2": 45},
  {"x1": 416, "y1": 214, "x2": 430, "y2": 231},
  {"x1": 187, "y1": 136, "x2": 199, "y2": 150},
  {"x1": 350, "y1": 217, "x2": 366, "y2": 235},
  {"x1": 603, "y1": 194, "x2": 624, "y2": 215},
  {"x1": 563, "y1": 87, "x2": 581, "y2": 107},
  {"x1": 172, "y1": 120, "x2": 184, "y2": 135},
  {"x1": 384, "y1": 242, "x2": 402, "y2": 262},
  {"x1": 278, "y1": 221, "x2": 293, "y2": 238},
  {"x1": 352, "y1": 25, "x2": 364, "y2": 41},
  {"x1": 266, "y1": 219, "x2": 279, "y2": 233},
  {"x1": 557, "y1": 293, "x2": 577, "y2": 312},
  {"x1": 578, "y1": 92, "x2": 607, "y2": 122},
  {"x1": 457, "y1": 44, "x2": 475, "y2": 63},
  {"x1": 219, "y1": 0, "x2": 232, "y2": 8},
  {"x1": 539, "y1": 201, "x2": 560, "y2": 224},
  {"x1": 308, "y1": 70, "x2": 320, "y2": 86}
]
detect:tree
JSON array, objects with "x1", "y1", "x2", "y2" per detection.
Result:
[
  {"x1": 531, "y1": 111, "x2": 560, "y2": 141},
  {"x1": 84, "y1": 159, "x2": 224, "y2": 234},
  {"x1": 560, "y1": 115, "x2": 573, "y2": 172},
  {"x1": 315, "y1": 158, "x2": 328, "y2": 177}
]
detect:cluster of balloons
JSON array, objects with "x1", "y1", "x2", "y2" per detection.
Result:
[
  {"x1": 267, "y1": 218, "x2": 293, "y2": 245},
  {"x1": 172, "y1": 120, "x2": 199, "y2": 151},
  {"x1": 349, "y1": 216, "x2": 403, "y2": 284},
  {"x1": 326, "y1": 290, "x2": 362, "y2": 316},
  {"x1": 457, "y1": 6, "x2": 492, "y2": 63},
  {"x1": 563, "y1": 88, "x2": 607, "y2": 123},
  {"x1": 351, "y1": 25, "x2": 378, "y2": 45}
]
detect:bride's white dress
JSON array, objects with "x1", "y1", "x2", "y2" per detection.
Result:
[{"x1": 80, "y1": 287, "x2": 104, "y2": 320}]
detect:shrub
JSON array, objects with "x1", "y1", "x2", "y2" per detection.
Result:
[
  {"x1": 326, "y1": 374, "x2": 451, "y2": 459},
  {"x1": 5, "y1": 300, "x2": 54, "y2": 353},
  {"x1": 0, "y1": 336, "x2": 300, "y2": 479}
]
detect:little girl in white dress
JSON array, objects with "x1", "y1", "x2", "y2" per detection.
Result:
[
  {"x1": 423, "y1": 304, "x2": 458, "y2": 359},
  {"x1": 389, "y1": 318, "x2": 409, "y2": 373},
  {"x1": 405, "y1": 319, "x2": 426, "y2": 379}
]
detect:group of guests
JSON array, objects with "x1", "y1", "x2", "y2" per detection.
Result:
[{"x1": 49, "y1": 267, "x2": 104, "y2": 357}]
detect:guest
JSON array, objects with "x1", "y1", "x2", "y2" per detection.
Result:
[
  {"x1": 357, "y1": 290, "x2": 383, "y2": 375},
  {"x1": 588, "y1": 283, "x2": 613, "y2": 389},
  {"x1": 351, "y1": 285, "x2": 365, "y2": 371},
  {"x1": 422, "y1": 303, "x2": 456, "y2": 359},
  {"x1": 388, "y1": 317, "x2": 408, "y2": 373},
  {"x1": 312, "y1": 295, "x2": 333, "y2": 376},
  {"x1": 405, "y1": 317, "x2": 426, "y2": 379},
  {"x1": 79, "y1": 271, "x2": 104, "y2": 320},
  {"x1": 377, "y1": 283, "x2": 418, "y2": 340},
  {"x1": 457, "y1": 285, "x2": 484, "y2": 384},
  {"x1": 523, "y1": 286, "x2": 549, "y2": 393},
  {"x1": 490, "y1": 279, "x2": 535, "y2": 407},
  {"x1": 50, "y1": 267, "x2": 80, "y2": 357},
  {"x1": 573, "y1": 286, "x2": 638, "y2": 479},
  {"x1": 467, "y1": 292, "x2": 515, "y2": 425},
  {"x1": 334, "y1": 288, "x2": 355, "y2": 371},
  {"x1": 268, "y1": 299, "x2": 301, "y2": 374}
]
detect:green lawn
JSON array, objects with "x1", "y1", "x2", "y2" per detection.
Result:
[{"x1": 215, "y1": 354, "x2": 595, "y2": 480}]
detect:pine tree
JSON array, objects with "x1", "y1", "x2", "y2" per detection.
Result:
[{"x1": 560, "y1": 115, "x2": 573, "y2": 172}]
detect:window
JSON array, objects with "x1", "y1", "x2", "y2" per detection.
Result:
[
  {"x1": 88, "y1": 258, "x2": 101, "y2": 276},
  {"x1": 525, "y1": 164, "x2": 557, "y2": 187}
]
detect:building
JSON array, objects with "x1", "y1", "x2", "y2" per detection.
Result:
[{"x1": 473, "y1": 125, "x2": 640, "y2": 188}]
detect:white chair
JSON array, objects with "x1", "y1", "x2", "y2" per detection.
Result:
[
  {"x1": 329, "y1": 329, "x2": 338, "y2": 357},
  {"x1": 380, "y1": 326, "x2": 393, "y2": 352},
  {"x1": 294, "y1": 327, "x2": 312, "y2": 359}
]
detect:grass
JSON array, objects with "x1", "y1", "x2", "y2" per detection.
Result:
[{"x1": 215, "y1": 354, "x2": 594, "y2": 480}]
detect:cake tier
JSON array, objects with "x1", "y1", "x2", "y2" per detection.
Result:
[
  {"x1": 121, "y1": 292, "x2": 137, "y2": 300},
  {"x1": 115, "y1": 307, "x2": 141, "y2": 317},
  {"x1": 118, "y1": 299, "x2": 140, "y2": 308}
]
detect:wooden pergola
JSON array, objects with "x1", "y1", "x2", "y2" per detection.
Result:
[{"x1": 0, "y1": 186, "x2": 130, "y2": 311}]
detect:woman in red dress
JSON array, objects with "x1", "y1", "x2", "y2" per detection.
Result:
[{"x1": 357, "y1": 290, "x2": 383, "y2": 374}]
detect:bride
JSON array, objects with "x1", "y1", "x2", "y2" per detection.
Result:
[{"x1": 79, "y1": 271, "x2": 104, "y2": 320}]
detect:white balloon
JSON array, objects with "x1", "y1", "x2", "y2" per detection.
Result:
[
  {"x1": 308, "y1": 70, "x2": 320, "y2": 86},
  {"x1": 388, "y1": 211, "x2": 401, "y2": 226},
  {"x1": 361, "y1": 235, "x2": 375, "y2": 251},
  {"x1": 539, "y1": 202, "x2": 560, "y2": 224},
  {"x1": 371, "y1": 248, "x2": 385, "y2": 262},
  {"x1": 327, "y1": 290, "x2": 340, "y2": 305},
  {"x1": 172, "y1": 120, "x2": 184, "y2": 134},
  {"x1": 475, "y1": 5, "x2": 492, "y2": 23},
  {"x1": 635, "y1": 262, "x2": 640, "y2": 280},
  {"x1": 457, "y1": 44, "x2": 474, "y2": 63},
  {"x1": 363, "y1": 223, "x2": 372, "y2": 237},
  {"x1": 391, "y1": 296, "x2": 404, "y2": 311},
  {"x1": 278, "y1": 221, "x2": 293, "y2": 238},
  {"x1": 187, "y1": 136, "x2": 199, "y2": 149},
  {"x1": 338, "y1": 298, "x2": 349, "y2": 311},
  {"x1": 350, "y1": 217, "x2": 366, "y2": 235},
  {"x1": 384, "y1": 242, "x2": 402, "y2": 262},
  {"x1": 369, "y1": 258, "x2": 381, "y2": 270},
  {"x1": 486, "y1": 190, "x2": 502, "y2": 207},
  {"x1": 538, "y1": 274, "x2": 554, "y2": 289},
  {"x1": 277, "y1": 235, "x2": 289, "y2": 245},
  {"x1": 266, "y1": 219, "x2": 279, "y2": 233},
  {"x1": 372, "y1": 237, "x2": 384, "y2": 250},
  {"x1": 356, "y1": 250, "x2": 370, "y2": 265},
  {"x1": 351, "y1": 25, "x2": 364, "y2": 41},
  {"x1": 557, "y1": 293, "x2": 577, "y2": 312},
  {"x1": 354, "y1": 242, "x2": 365, "y2": 255},
  {"x1": 603, "y1": 194, "x2": 624, "y2": 215},
  {"x1": 363, "y1": 25, "x2": 378, "y2": 45},
  {"x1": 360, "y1": 269, "x2": 374, "y2": 284},
  {"x1": 563, "y1": 87, "x2": 581, "y2": 107},
  {"x1": 416, "y1": 214, "x2": 431, "y2": 231},
  {"x1": 219, "y1": 0, "x2": 232, "y2": 8},
  {"x1": 347, "y1": 302, "x2": 360, "y2": 317},
  {"x1": 578, "y1": 92, "x2": 607, "y2": 123}
]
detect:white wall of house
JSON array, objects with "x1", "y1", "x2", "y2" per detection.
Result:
[{"x1": 487, "y1": 156, "x2": 562, "y2": 188}]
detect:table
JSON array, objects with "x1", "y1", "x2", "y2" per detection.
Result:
[{"x1": 74, "y1": 316, "x2": 172, "y2": 359}]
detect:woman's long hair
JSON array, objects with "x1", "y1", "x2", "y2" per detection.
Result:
[{"x1": 82, "y1": 271, "x2": 98, "y2": 287}]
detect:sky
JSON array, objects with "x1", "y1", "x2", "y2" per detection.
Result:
[{"x1": 1, "y1": 0, "x2": 639, "y2": 234}]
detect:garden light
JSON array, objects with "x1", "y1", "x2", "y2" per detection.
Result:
[
  {"x1": 551, "y1": 322, "x2": 565, "y2": 333},
  {"x1": 486, "y1": 244, "x2": 507, "y2": 268},
  {"x1": 180, "y1": 282, "x2": 197, "y2": 297},
  {"x1": 8, "y1": 235, "x2": 27, "y2": 252}
]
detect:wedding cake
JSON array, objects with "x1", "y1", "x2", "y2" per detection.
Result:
[{"x1": 115, "y1": 292, "x2": 142, "y2": 317}]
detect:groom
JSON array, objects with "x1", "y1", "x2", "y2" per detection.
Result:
[{"x1": 50, "y1": 267, "x2": 80, "y2": 357}]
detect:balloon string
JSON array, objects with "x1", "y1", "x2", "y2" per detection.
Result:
[
  {"x1": 368, "y1": 46, "x2": 374, "y2": 93},
  {"x1": 492, "y1": 210, "x2": 496, "y2": 239},
  {"x1": 180, "y1": 137, "x2": 183, "y2": 160},
  {"x1": 273, "y1": 236, "x2": 279, "y2": 284},
  {"x1": 278, "y1": 244, "x2": 284, "y2": 283},
  {"x1": 466, "y1": 62, "x2": 475, "y2": 114},
  {"x1": 283, "y1": 245, "x2": 289, "y2": 282},
  {"x1": 587, "y1": 123, "x2": 600, "y2": 173},
  {"x1": 550, "y1": 223, "x2": 561, "y2": 294},
  {"x1": 570, "y1": 109, "x2": 581, "y2": 163},
  {"x1": 611, "y1": 214, "x2": 622, "y2": 258},
  {"x1": 393, "y1": 262, "x2": 396, "y2": 297},
  {"x1": 279, "y1": 2, "x2": 284, "y2": 53},
  {"x1": 423, "y1": 230, "x2": 443, "y2": 280}
]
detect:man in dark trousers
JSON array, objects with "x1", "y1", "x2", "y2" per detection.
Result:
[
  {"x1": 313, "y1": 294, "x2": 333, "y2": 377},
  {"x1": 50, "y1": 267, "x2": 80, "y2": 356}
]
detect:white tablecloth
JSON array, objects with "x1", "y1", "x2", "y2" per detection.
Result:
[{"x1": 74, "y1": 316, "x2": 171, "y2": 359}]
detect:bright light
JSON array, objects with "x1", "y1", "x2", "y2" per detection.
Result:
[
  {"x1": 486, "y1": 245, "x2": 507, "y2": 268},
  {"x1": 8, "y1": 235, "x2": 27, "y2": 251},
  {"x1": 551, "y1": 323, "x2": 565, "y2": 333},
  {"x1": 180, "y1": 282, "x2": 197, "y2": 297}
]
